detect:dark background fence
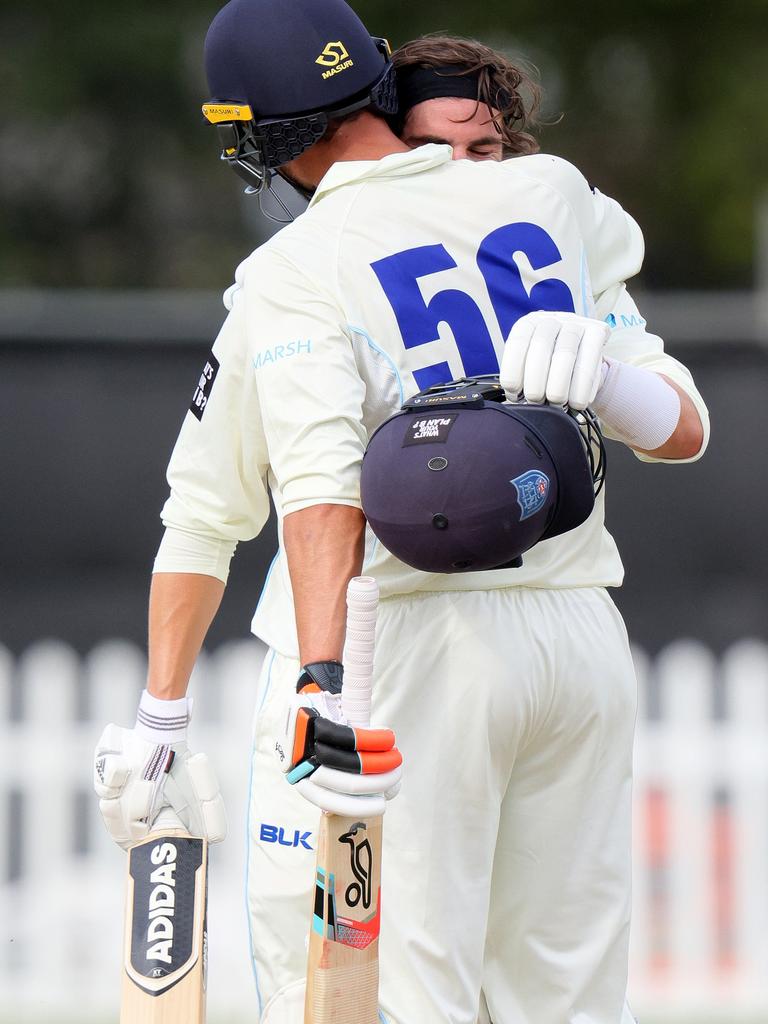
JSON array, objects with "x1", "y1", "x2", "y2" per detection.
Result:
[
  {"x1": 3, "y1": 1, "x2": 767, "y2": 661},
  {"x1": 2, "y1": 289, "x2": 766, "y2": 659}
]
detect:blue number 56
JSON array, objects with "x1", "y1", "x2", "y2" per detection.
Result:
[{"x1": 371, "y1": 222, "x2": 575, "y2": 389}]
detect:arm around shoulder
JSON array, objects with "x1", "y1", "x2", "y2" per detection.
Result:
[{"x1": 595, "y1": 285, "x2": 709, "y2": 463}]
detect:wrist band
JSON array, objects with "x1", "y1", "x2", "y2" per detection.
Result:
[
  {"x1": 136, "y1": 689, "x2": 190, "y2": 744},
  {"x1": 592, "y1": 358, "x2": 680, "y2": 452}
]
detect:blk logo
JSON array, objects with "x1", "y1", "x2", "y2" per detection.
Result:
[{"x1": 260, "y1": 824, "x2": 313, "y2": 850}]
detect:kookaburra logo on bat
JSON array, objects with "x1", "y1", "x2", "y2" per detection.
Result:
[{"x1": 339, "y1": 822, "x2": 372, "y2": 909}]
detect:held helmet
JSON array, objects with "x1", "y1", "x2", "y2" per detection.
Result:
[
  {"x1": 201, "y1": 0, "x2": 397, "y2": 198},
  {"x1": 360, "y1": 376, "x2": 606, "y2": 574}
]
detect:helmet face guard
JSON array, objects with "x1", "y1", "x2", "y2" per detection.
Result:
[{"x1": 202, "y1": 38, "x2": 397, "y2": 199}]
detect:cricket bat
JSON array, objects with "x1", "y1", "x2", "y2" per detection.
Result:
[
  {"x1": 120, "y1": 807, "x2": 208, "y2": 1023},
  {"x1": 305, "y1": 575, "x2": 382, "y2": 1024}
]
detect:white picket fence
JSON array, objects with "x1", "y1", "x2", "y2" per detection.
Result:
[
  {"x1": 2, "y1": 637, "x2": 768, "y2": 1022},
  {"x1": 0, "y1": 638, "x2": 264, "y2": 1023},
  {"x1": 630, "y1": 639, "x2": 768, "y2": 1019}
]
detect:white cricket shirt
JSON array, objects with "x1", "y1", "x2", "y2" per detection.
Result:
[{"x1": 156, "y1": 145, "x2": 709, "y2": 656}]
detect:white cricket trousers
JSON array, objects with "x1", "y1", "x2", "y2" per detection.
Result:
[{"x1": 246, "y1": 586, "x2": 638, "y2": 1024}]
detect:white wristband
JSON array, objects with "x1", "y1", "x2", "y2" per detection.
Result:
[
  {"x1": 135, "y1": 689, "x2": 190, "y2": 744},
  {"x1": 592, "y1": 357, "x2": 681, "y2": 452}
]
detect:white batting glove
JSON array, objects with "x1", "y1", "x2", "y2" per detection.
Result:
[
  {"x1": 501, "y1": 310, "x2": 611, "y2": 410},
  {"x1": 280, "y1": 661, "x2": 403, "y2": 818},
  {"x1": 93, "y1": 691, "x2": 227, "y2": 850}
]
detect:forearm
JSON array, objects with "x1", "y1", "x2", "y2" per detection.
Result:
[
  {"x1": 147, "y1": 572, "x2": 226, "y2": 699},
  {"x1": 283, "y1": 503, "x2": 366, "y2": 665}
]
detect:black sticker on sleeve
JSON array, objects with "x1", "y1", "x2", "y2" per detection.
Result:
[
  {"x1": 402, "y1": 413, "x2": 458, "y2": 446},
  {"x1": 190, "y1": 352, "x2": 220, "y2": 421}
]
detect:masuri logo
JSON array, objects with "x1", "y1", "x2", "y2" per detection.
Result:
[{"x1": 315, "y1": 41, "x2": 349, "y2": 66}]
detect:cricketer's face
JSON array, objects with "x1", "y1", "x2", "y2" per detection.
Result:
[{"x1": 400, "y1": 97, "x2": 503, "y2": 162}]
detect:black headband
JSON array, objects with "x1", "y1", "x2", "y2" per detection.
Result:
[{"x1": 396, "y1": 64, "x2": 483, "y2": 114}]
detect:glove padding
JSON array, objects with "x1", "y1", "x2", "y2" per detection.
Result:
[
  {"x1": 282, "y1": 661, "x2": 403, "y2": 817},
  {"x1": 501, "y1": 310, "x2": 611, "y2": 410},
  {"x1": 94, "y1": 722, "x2": 227, "y2": 850}
]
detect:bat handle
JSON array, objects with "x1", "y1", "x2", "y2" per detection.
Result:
[
  {"x1": 342, "y1": 575, "x2": 379, "y2": 729},
  {"x1": 152, "y1": 806, "x2": 186, "y2": 832}
]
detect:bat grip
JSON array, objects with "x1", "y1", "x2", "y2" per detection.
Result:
[
  {"x1": 152, "y1": 806, "x2": 185, "y2": 832},
  {"x1": 342, "y1": 576, "x2": 379, "y2": 729}
]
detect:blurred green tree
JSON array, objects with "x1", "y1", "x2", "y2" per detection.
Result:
[{"x1": 1, "y1": 0, "x2": 765, "y2": 289}]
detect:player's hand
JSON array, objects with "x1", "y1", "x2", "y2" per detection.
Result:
[
  {"x1": 501, "y1": 310, "x2": 611, "y2": 410},
  {"x1": 93, "y1": 714, "x2": 227, "y2": 851},
  {"x1": 281, "y1": 660, "x2": 403, "y2": 817}
]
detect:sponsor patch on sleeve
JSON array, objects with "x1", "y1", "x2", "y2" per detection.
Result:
[
  {"x1": 402, "y1": 413, "x2": 458, "y2": 446},
  {"x1": 190, "y1": 352, "x2": 220, "y2": 421}
]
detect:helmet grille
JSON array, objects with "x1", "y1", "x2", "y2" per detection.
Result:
[
  {"x1": 370, "y1": 64, "x2": 398, "y2": 115},
  {"x1": 257, "y1": 116, "x2": 328, "y2": 168}
]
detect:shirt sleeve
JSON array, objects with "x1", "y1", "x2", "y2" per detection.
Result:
[
  {"x1": 153, "y1": 524, "x2": 236, "y2": 583},
  {"x1": 243, "y1": 247, "x2": 368, "y2": 516},
  {"x1": 520, "y1": 154, "x2": 645, "y2": 296},
  {"x1": 529, "y1": 156, "x2": 709, "y2": 464},
  {"x1": 158, "y1": 293, "x2": 272, "y2": 555}
]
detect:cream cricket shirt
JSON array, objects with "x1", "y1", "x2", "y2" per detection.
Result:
[{"x1": 156, "y1": 145, "x2": 709, "y2": 656}]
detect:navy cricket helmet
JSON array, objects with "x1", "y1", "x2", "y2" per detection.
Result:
[
  {"x1": 201, "y1": 0, "x2": 397, "y2": 199},
  {"x1": 360, "y1": 376, "x2": 606, "y2": 574}
]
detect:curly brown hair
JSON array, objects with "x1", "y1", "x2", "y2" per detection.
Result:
[{"x1": 391, "y1": 35, "x2": 542, "y2": 156}]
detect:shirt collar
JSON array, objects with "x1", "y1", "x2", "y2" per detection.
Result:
[{"x1": 308, "y1": 144, "x2": 453, "y2": 207}]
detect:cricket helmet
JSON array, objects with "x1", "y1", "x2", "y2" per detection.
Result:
[
  {"x1": 360, "y1": 376, "x2": 606, "y2": 574},
  {"x1": 202, "y1": 0, "x2": 397, "y2": 196}
]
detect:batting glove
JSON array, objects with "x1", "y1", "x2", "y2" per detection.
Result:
[
  {"x1": 93, "y1": 691, "x2": 227, "y2": 850},
  {"x1": 501, "y1": 310, "x2": 611, "y2": 410},
  {"x1": 281, "y1": 660, "x2": 403, "y2": 817}
]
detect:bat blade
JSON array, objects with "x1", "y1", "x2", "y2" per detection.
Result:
[
  {"x1": 306, "y1": 812, "x2": 382, "y2": 1024},
  {"x1": 305, "y1": 576, "x2": 381, "y2": 1024},
  {"x1": 120, "y1": 823, "x2": 208, "y2": 1023}
]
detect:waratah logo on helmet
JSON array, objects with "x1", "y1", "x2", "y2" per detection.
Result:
[
  {"x1": 315, "y1": 41, "x2": 355, "y2": 79},
  {"x1": 511, "y1": 470, "x2": 550, "y2": 521}
]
